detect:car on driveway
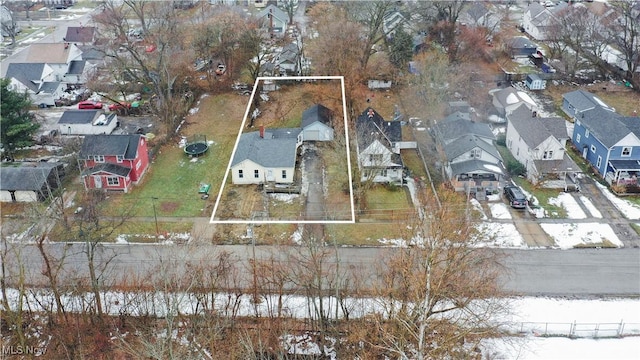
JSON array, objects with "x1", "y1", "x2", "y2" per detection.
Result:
[
  {"x1": 108, "y1": 102, "x2": 131, "y2": 112},
  {"x1": 78, "y1": 100, "x2": 103, "y2": 109},
  {"x1": 504, "y1": 185, "x2": 527, "y2": 209}
]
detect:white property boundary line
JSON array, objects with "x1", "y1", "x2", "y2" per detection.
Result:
[{"x1": 209, "y1": 76, "x2": 355, "y2": 224}]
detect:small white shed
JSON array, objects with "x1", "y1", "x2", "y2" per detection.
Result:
[
  {"x1": 525, "y1": 73, "x2": 546, "y2": 90},
  {"x1": 58, "y1": 110, "x2": 117, "y2": 135}
]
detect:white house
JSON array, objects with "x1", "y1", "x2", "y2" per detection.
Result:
[
  {"x1": 355, "y1": 108, "x2": 404, "y2": 185},
  {"x1": 58, "y1": 110, "x2": 118, "y2": 135},
  {"x1": 522, "y1": 2, "x2": 567, "y2": 41},
  {"x1": 506, "y1": 104, "x2": 579, "y2": 187},
  {"x1": 525, "y1": 73, "x2": 546, "y2": 90},
  {"x1": 4, "y1": 63, "x2": 65, "y2": 107},
  {"x1": 230, "y1": 127, "x2": 302, "y2": 185},
  {"x1": 301, "y1": 104, "x2": 333, "y2": 141}
]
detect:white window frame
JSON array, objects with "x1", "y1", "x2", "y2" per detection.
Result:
[
  {"x1": 94, "y1": 155, "x2": 105, "y2": 163},
  {"x1": 576, "y1": 134, "x2": 581, "y2": 143},
  {"x1": 591, "y1": 145, "x2": 596, "y2": 153},
  {"x1": 116, "y1": 155, "x2": 124, "y2": 163},
  {"x1": 585, "y1": 129, "x2": 590, "y2": 138},
  {"x1": 622, "y1": 147, "x2": 632, "y2": 157},
  {"x1": 238, "y1": 169, "x2": 244, "y2": 178},
  {"x1": 282, "y1": 170, "x2": 287, "y2": 179},
  {"x1": 106, "y1": 177, "x2": 120, "y2": 186},
  {"x1": 596, "y1": 156, "x2": 602, "y2": 168},
  {"x1": 543, "y1": 150, "x2": 553, "y2": 159},
  {"x1": 254, "y1": 169, "x2": 259, "y2": 178}
]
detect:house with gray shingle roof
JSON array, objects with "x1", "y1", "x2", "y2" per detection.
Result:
[
  {"x1": 58, "y1": 110, "x2": 118, "y2": 135},
  {"x1": 64, "y1": 26, "x2": 95, "y2": 44},
  {"x1": 432, "y1": 113, "x2": 504, "y2": 195},
  {"x1": 231, "y1": 127, "x2": 302, "y2": 184},
  {"x1": 522, "y1": 2, "x2": 567, "y2": 40},
  {"x1": 571, "y1": 106, "x2": 640, "y2": 186},
  {"x1": 562, "y1": 89, "x2": 616, "y2": 118},
  {"x1": 78, "y1": 134, "x2": 149, "y2": 192},
  {"x1": 257, "y1": 4, "x2": 289, "y2": 37},
  {"x1": 355, "y1": 108, "x2": 406, "y2": 185},
  {"x1": 506, "y1": 104, "x2": 580, "y2": 188},
  {"x1": 0, "y1": 162, "x2": 65, "y2": 202},
  {"x1": 4, "y1": 63, "x2": 64, "y2": 107}
]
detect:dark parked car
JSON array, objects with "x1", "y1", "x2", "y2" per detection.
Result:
[{"x1": 504, "y1": 185, "x2": 527, "y2": 209}]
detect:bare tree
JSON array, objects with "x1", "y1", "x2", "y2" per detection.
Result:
[
  {"x1": 607, "y1": 0, "x2": 640, "y2": 87},
  {"x1": 371, "y1": 187, "x2": 509, "y2": 358}
]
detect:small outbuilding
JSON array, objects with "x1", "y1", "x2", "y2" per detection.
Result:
[
  {"x1": 525, "y1": 73, "x2": 546, "y2": 90},
  {"x1": 301, "y1": 104, "x2": 334, "y2": 142},
  {"x1": 0, "y1": 162, "x2": 65, "y2": 202},
  {"x1": 58, "y1": 110, "x2": 117, "y2": 135}
]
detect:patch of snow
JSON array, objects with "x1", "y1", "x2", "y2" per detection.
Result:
[
  {"x1": 579, "y1": 195, "x2": 602, "y2": 218},
  {"x1": 475, "y1": 222, "x2": 526, "y2": 248},
  {"x1": 548, "y1": 192, "x2": 587, "y2": 219},
  {"x1": 378, "y1": 238, "x2": 407, "y2": 247},
  {"x1": 596, "y1": 182, "x2": 640, "y2": 220},
  {"x1": 270, "y1": 193, "x2": 298, "y2": 203},
  {"x1": 115, "y1": 234, "x2": 129, "y2": 244},
  {"x1": 470, "y1": 198, "x2": 488, "y2": 220},
  {"x1": 489, "y1": 203, "x2": 512, "y2": 219},
  {"x1": 290, "y1": 225, "x2": 303, "y2": 244},
  {"x1": 188, "y1": 107, "x2": 199, "y2": 115},
  {"x1": 540, "y1": 223, "x2": 623, "y2": 249}
]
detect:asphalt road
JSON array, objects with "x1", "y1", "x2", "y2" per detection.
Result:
[{"x1": 3, "y1": 243, "x2": 639, "y2": 297}]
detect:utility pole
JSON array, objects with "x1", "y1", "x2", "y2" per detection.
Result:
[{"x1": 152, "y1": 197, "x2": 159, "y2": 238}]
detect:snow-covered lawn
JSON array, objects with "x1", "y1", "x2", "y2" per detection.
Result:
[{"x1": 540, "y1": 223, "x2": 623, "y2": 249}]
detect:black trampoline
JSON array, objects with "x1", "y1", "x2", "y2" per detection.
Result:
[{"x1": 184, "y1": 134, "x2": 209, "y2": 157}]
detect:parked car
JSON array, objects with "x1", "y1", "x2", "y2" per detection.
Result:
[
  {"x1": 504, "y1": 185, "x2": 527, "y2": 209},
  {"x1": 78, "y1": 100, "x2": 103, "y2": 109},
  {"x1": 108, "y1": 102, "x2": 131, "y2": 112},
  {"x1": 215, "y1": 64, "x2": 226, "y2": 76}
]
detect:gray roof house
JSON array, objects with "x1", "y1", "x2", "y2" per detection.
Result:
[
  {"x1": 58, "y1": 110, "x2": 118, "y2": 135},
  {"x1": 230, "y1": 127, "x2": 302, "y2": 184},
  {"x1": 561, "y1": 89, "x2": 615, "y2": 118},
  {"x1": 4, "y1": 63, "x2": 64, "y2": 107},
  {"x1": 506, "y1": 104, "x2": 579, "y2": 188},
  {"x1": 0, "y1": 162, "x2": 65, "y2": 202},
  {"x1": 301, "y1": 104, "x2": 334, "y2": 141},
  {"x1": 258, "y1": 4, "x2": 289, "y2": 36},
  {"x1": 508, "y1": 36, "x2": 538, "y2": 58},
  {"x1": 433, "y1": 113, "x2": 504, "y2": 196},
  {"x1": 64, "y1": 26, "x2": 95, "y2": 44},
  {"x1": 355, "y1": 108, "x2": 404, "y2": 184}
]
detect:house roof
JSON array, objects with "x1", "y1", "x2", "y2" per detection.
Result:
[
  {"x1": 79, "y1": 134, "x2": 142, "y2": 159},
  {"x1": 302, "y1": 104, "x2": 332, "y2": 128},
  {"x1": 81, "y1": 163, "x2": 131, "y2": 177},
  {"x1": 356, "y1": 108, "x2": 402, "y2": 150},
  {"x1": 231, "y1": 129, "x2": 300, "y2": 168},
  {"x1": 67, "y1": 60, "x2": 86, "y2": 75},
  {"x1": 563, "y1": 89, "x2": 614, "y2": 113},
  {"x1": 25, "y1": 43, "x2": 73, "y2": 63},
  {"x1": 433, "y1": 118, "x2": 495, "y2": 144},
  {"x1": 0, "y1": 162, "x2": 61, "y2": 191},
  {"x1": 509, "y1": 36, "x2": 537, "y2": 50},
  {"x1": 609, "y1": 159, "x2": 640, "y2": 172},
  {"x1": 443, "y1": 134, "x2": 501, "y2": 161},
  {"x1": 257, "y1": 4, "x2": 288, "y2": 24},
  {"x1": 534, "y1": 154, "x2": 580, "y2": 174},
  {"x1": 508, "y1": 104, "x2": 568, "y2": 148},
  {"x1": 492, "y1": 86, "x2": 537, "y2": 109},
  {"x1": 58, "y1": 110, "x2": 103, "y2": 124},
  {"x1": 450, "y1": 159, "x2": 504, "y2": 176},
  {"x1": 64, "y1": 26, "x2": 95, "y2": 43},
  {"x1": 579, "y1": 108, "x2": 639, "y2": 148},
  {"x1": 39, "y1": 82, "x2": 62, "y2": 94},
  {"x1": 78, "y1": 45, "x2": 105, "y2": 61},
  {"x1": 5, "y1": 63, "x2": 46, "y2": 92},
  {"x1": 443, "y1": 111, "x2": 471, "y2": 122}
]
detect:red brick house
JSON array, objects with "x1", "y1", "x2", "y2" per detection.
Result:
[{"x1": 78, "y1": 134, "x2": 149, "y2": 192}]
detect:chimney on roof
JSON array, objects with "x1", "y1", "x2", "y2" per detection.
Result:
[{"x1": 260, "y1": 125, "x2": 265, "y2": 138}]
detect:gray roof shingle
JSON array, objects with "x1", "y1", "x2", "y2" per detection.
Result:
[
  {"x1": 579, "y1": 108, "x2": 640, "y2": 148},
  {"x1": 231, "y1": 129, "x2": 300, "y2": 168},
  {"x1": 508, "y1": 104, "x2": 568, "y2": 148},
  {"x1": 563, "y1": 89, "x2": 613, "y2": 113},
  {"x1": 443, "y1": 134, "x2": 501, "y2": 161},
  {"x1": 79, "y1": 134, "x2": 141, "y2": 159},
  {"x1": 5, "y1": 63, "x2": 46, "y2": 92},
  {"x1": 433, "y1": 118, "x2": 495, "y2": 145},
  {"x1": 81, "y1": 163, "x2": 131, "y2": 177},
  {"x1": 356, "y1": 108, "x2": 402, "y2": 150},
  {"x1": 302, "y1": 104, "x2": 332, "y2": 128},
  {"x1": 0, "y1": 162, "x2": 61, "y2": 191}
]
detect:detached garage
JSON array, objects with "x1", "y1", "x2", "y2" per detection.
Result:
[
  {"x1": 0, "y1": 162, "x2": 65, "y2": 202},
  {"x1": 301, "y1": 104, "x2": 334, "y2": 142}
]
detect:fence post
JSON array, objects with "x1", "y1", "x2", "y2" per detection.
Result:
[
  {"x1": 594, "y1": 323, "x2": 599, "y2": 338},
  {"x1": 618, "y1": 320, "x2": 625, "y2": 337},
  {"x1": 570, "y1": 321, "x2": 576, "y2": 338}
]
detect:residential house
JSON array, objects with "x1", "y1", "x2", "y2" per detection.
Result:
[
  {"x1": 257, "y1": 4, "x2": 289, "y2": 37},
  {"x1": 432, "y1": 114, "x2": 504, "y2": 195},
  {"x1": 490, "y1": 86, "x2": 539, "y2": 117},
  {"x1": 275, "y1": 43, "x2": 301, "y2": 76},
  {"x1": 571, "y1": 107, "x2": 640, "y2": 186},
  {"x1": 508, "y1": 36, "x2": 539, "y2": 58},
  {"x1": 561, "y1": 89, "x2": 615, "y2": 118},
  {"x1": 383, "y1": 10, "x2": 408, "y2": 37},
  {"x1": 355, "y1": 108, "x2": 405, "y2": 185},
  {"x1": 521, "y1": 2, "x2": 568, "y2": 41},
  {"x1": 78, "y1": 134, "x2": 149, "y2": 192},
  {"x1": 4, "y1": 63, "x2": 65, "y2": 107},
  {"x1": 460, "y1": 2, "x2": 500, "y2": 31},
  {"x1": 301, "y1": 104, "x2": 334, "y2": 141},
  {"x1": 64, "y1": 26, "x2": 95, "y2": 45},
  {"x1": 506, "y1": 104, "x2": 579, "y2": 189},
  {"x1": 230, "y1": 126, "x2": 302, "y2": 185},
  {"x1": 0, "y1": 162, "x2": 65, "y2": 202},
  {"x1": 58, "y1": 110, "x2": 118, "y2": 135},
  {"x1": 22, "y1": 43, "x2": 85, "y2": 84}
]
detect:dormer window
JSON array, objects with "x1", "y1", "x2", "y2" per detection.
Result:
[
  {"x1": 622, "y1": 147, "x2": 631, "y2": 157},
  {"x1": 116, "y1": 155, "x2": 124, "y2": 163},
  {"x1": 94, "y1": 155, "x2": 105, "y2": 163}
]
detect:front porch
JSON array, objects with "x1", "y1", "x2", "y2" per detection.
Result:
[{"x1": 605, "y1": 160, "x2": 640, "y2": 187}]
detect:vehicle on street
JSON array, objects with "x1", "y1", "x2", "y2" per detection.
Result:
[
  {"x1": 215, "y1": 64, "x2": 226, "y2": 76},
  {"x1": 504, "y1": 185, "x2": 528, "y2": 209},
  {"x1": 78, "y1": 100, "x2": 103, "y2": 109}
]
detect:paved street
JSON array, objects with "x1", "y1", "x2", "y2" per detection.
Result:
[{"x1": 2, "y1": 243, "x2": 639, "y2": 296}]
